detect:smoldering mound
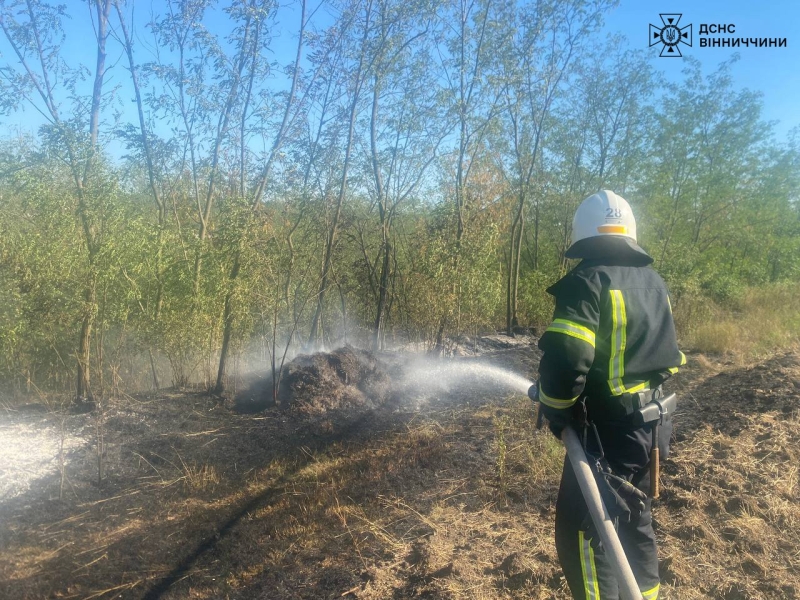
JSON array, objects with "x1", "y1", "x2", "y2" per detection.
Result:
[
  {"x1": 233, "y1": 345, "x2": 395, "y2": 416},
  {"x1": 234, "y1": 342, "x2": 537, "y2": 425},
  {"x1": 280, "y1": 345, "x2": 394, "y2": 415}
]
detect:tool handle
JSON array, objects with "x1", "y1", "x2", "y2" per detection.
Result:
[{"x1": 650, "y1": 447, "x2": 660, "y2": 499}]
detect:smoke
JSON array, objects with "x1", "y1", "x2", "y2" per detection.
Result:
[{"x1": 0, "y1": 415, "x2": 86, "y2": 504}]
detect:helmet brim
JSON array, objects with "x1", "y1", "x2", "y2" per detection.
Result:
[{"x1": 565, "y1": 235, "x2": 653, "y2": 266}]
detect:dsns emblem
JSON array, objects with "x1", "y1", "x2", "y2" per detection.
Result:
[{"x1": 649, "y1": 14, "x2": 692, "y2": 57}]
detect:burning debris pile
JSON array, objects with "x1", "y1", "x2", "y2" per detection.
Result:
[
  {"x1": 279, "y1": 345, "x2": 393, "y2": 417},
  {"x1": 233, "y1": 337, "x2": 538, "y2": 419}
]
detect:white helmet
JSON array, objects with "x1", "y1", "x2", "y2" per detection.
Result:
[{"x1": 571, "y1": 190, "x2": 637, "y2": 247}]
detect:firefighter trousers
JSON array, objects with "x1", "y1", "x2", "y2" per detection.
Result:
[{"x1": 554, "y1": 420, "x2": 671, "y2": 600}]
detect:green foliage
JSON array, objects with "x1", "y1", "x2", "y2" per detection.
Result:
[
  {"x1": 518, "y1": 271, "x2": 557, "y2": 327},
  {"x1": 701, "y1": 275, "x2": 746, "y2": 307},
  {"x1": 0, "y1": 0, "x2": 798, "y2": 397}
]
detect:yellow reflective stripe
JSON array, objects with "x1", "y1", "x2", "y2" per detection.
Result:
[
  {"x1": 597, "y1": 224, "x2": 628, "y2": 235},
  {"x1": 668, "y1": 352, "x2": 687, "y2": 374},
  {"x1": 579, "y1": 530, "x2": 601, "y2": 600},
  {"x1": 667, "y1": 295, "x2": 673, "y2": 314},
  {"x1": 624, "y1": 381, "x2": 649, "y2": 394},
  {"x1": 538, "y1": 386, "x2": 579, "y2": 409},
  {"x1": 605, "y1": 381, "x2": 650, "y2": 394},
  {"x1": 546, "y1": 319, "x2": 596, "y2": 347},
  {"x1": 608, "y1": 290, "x2": 627, "y2": 395},
  {"x1": 642, "y1": 582, "x2": 660, "y2": 599}
]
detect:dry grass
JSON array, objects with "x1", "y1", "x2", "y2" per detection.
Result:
[
  {"x1": 659, "y1": 411, "x2": 800, "y2": 598},
  {"x1": 3, "y1": 344, "x2": 800, "y2": 599},
  {"x1": 0, "y1": 375, "x2": 572, "y2": 600},
  {"x1": 179, "y1": 461, "x2": 221, "y2": 492},
  {"x1": 333, "y1": 397, "x2": 567, "y2": 600},
  {"x1": 677, "y1": 282, "x2": 800, "y2": 361},
  {"x1": 658, "y1": 351, "x2": 800, "y2": 599}
]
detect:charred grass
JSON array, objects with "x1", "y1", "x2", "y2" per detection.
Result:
[
  {"x1": 2, "y1": 345, "x2": 800, "y2": 599},
  {"x1": 0, "y1": 346, "x2": 572, "y2": 600},
  {"x1": 660, "y1": 349, "x2": 800, "y2": 599}
]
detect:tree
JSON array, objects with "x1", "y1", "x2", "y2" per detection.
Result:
[
  {"x1": 431, "y1": 0, "x2": 507, "y2": 349},
  {"x1": 362, "y1": 0, "x2": 445, "y2": 349},
  {"x1": 214, "y1": 0, "x2": 311, "y2": 393},
  {"x1": 1, "y1": 0, "x2": 114, "y2": 403},
  {"x1": 640, "y1": 59, "x2": 772, "y2": 282},
  {"x1": 307, "y1": 0, "x2": 375, "y2": 348},
  {"x1": 543, "y1": 41, "x2": 654, "y2": 273},
  {"x1": 494, "y1": 0, "x2": 614, "y2": 334}
]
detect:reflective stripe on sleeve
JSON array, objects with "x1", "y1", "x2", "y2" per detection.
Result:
[
  {"x1": 642, "y1": 582, "x2": 660, "y2": 599},
  {"x1": 538, "y1": 386, "x2": 579, "y2": 409},
  {"x1": 624, "y1": 381, "x2": 649, "y2": 394},
  {"x1": 608, "y1": 290, "x2": 628, "y2": 395},
  {"x1": 545, "y1": 319, "x2": 596, "y2": 347},
  {"x1": 668, "y1": 351, "x2": 687, "y2": 374},
  {"x1": 579, "y1": 530, "x2": 601, "y2": 600}
]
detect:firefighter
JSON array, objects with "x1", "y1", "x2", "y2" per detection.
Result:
[{"x1": 530, "y1": 190, "x2": 685, "y2": 600}]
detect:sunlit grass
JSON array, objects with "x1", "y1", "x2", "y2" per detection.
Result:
[{"x1": 677, "y1": 282, "x2": 800, "y2": 360}]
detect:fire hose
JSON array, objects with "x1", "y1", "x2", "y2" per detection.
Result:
[
  {"x1": 561, "y1": 426, "x2": 643, "y2": 600},
  {"x1": 534, "y1": 388, "x2": 676, "y2": 600}
]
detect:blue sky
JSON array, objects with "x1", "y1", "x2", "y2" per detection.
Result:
[
  {"x1": 602, "y1": 0, "x2": 800, "y2": 139},
  {"x1": 1, "y1": 0, "x2": 798, "y2": 146}
]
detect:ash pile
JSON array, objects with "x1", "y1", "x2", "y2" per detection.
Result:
[
  {"x1": 233, "y1": 345, "x2": 398, "y2": 425},
  {"x1": 279, "y1": 345, "x2": 393, "y2": 416}
]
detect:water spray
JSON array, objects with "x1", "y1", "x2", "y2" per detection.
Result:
[
  {"x1": 404, "y1": 360, "x2": 643, "y2": 597},
  {"x1": 401, "y1": 361, "x2": 532, "y2": 397}
]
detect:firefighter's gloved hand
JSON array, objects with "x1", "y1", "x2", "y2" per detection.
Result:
[
  {"x1": 606, "y1": 471, "x2": 648, "y2": 521},
  {"x1": 527, "y1": 384, "x2": 538, "y2": 402},
  {"x1": 539, "y1": 403, "x2": 574, "y2": 438},
  {"x1": 580, "y1": 513, "x2": 606, "y2": 552}
]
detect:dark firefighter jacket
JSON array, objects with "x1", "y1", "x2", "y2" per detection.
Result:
[{"x1": 537, "y1": 236, "x2": 685, "y2": 417}]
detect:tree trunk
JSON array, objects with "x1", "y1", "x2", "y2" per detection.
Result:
[
  {"x1": 373, "y1": 235, "x2": 391, "y2": 349},
  {"x1": 532, "y1": 200, "x2": 540, "y2": 271},
  {"x1": 75, "y1": 0, "x2": 111, "y2": 404},
  {"x1": 214, "y1": 254, "x2": 241, "y2": 393},
  {"x1": 370, "y1": 75, "x2": 390, "y2": 350},
  {"x1": 504, "y1": 248, "x2": 512, "y2": 334},
  {"x1": 512, "y1": 203, "x2": 525, "y2": 329},
  {"x1": 116, "y1": 1, "x2": 166, "y2": 391},
  {"x1": 76, "y1": 282, "x2": 96, "y2": 401},
  {"x1": 192, "y1": 13, "x2": 253, "y2": 297},
  {"x1": 506, "y1": 187, "x2": 525, "y2": 335},
  {"x1": 308, "y1": 4, "x2": 371, "y2": 348}
]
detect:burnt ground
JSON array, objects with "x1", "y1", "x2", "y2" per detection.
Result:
[{"x1": 0, "y1": 339, "x2": 798, "y2": 600}]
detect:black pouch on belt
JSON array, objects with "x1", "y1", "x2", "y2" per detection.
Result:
[{"x1": 585, "y1": 387, "x2": 663, "y2": 423}]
